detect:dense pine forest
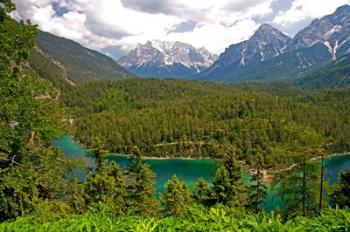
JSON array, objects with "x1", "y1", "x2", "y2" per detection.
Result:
[
  {"x1": 61, "y1": 79, "x2": 350, "y2": 169},
  {"x1": 0, "y1": 1, "x2": 350, "y2": 231}
]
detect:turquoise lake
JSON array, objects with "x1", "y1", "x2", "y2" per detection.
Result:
[{"x1": 53, "y1": 135, "x2": 350, "y2": 211}]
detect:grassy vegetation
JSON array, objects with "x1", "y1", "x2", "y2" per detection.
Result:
[{"x1": 1, "y1": 205, "x2": 349, "y2": 232}]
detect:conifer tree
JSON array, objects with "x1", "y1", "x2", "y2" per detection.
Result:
[
  {"x1": 331, "y1": 171, "x2": 350, "y2": 209},
  {"x1": 89, "y1": 136, "x2": 108, "y2": 174},
  {"x1": 194, "y1": 177, "x2": 216, "y2": 207},
  {"x1": 318, "y1": 151, "x2": 325, "y2": 212},
  {"x1": 108, "y1": 161, "x2": 127, "y2": 215},
  {"x1": 84, "y1": 137, "x2": 115, "y2": 206},
  {"x1": 248, "y1": 158, "x2": 267, "y2": 213},
  {"x1": 68, "y1": 177, "x2": 86, "y2": 214},
  {"x1": 275, "y1": 152, "x2": 319, "y2": 218},
  {"x1": 126, "y1": 147, "x2": 159, "y2": 216},
  {"x1": 211, "y1": 147, "x2": 246, "y2": 207},
  {"x1": 84, "y1": 170, "x2": 116, "y2": 207},
  {"x1": 161, "y1": 175, "x2": 192, "y2": 218}
]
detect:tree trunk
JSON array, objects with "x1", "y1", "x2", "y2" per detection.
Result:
[
  {"x1": 19, "y1": 193, "x2": 24, "y2": 216},
  {"x1": 256, "y1": 166, "x2": 260, "y2": 213},
  {"x1": 319, "y1": 153, "x2": 324, "y2": 213},
  {"x1": 302, "y1": 156, "x2": 306, "y2": 216},
  {"x1": 29, "y1": 131, "x2": 36, "y2": 144}
]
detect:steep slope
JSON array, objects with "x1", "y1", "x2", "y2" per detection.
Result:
[
  {"x1": 289, "y1": 5, "x2": 350, "y2": 59},
  {"x1": 118, "y1": 40, "x2": 217, "y2": 78},
  {"x1": 30, "y1": 31, "x2": 133, "y2": 85},
  {"x1": 198, "y1": 24, "x2": 291, "y2": 81},
  {"x1": 297, "y1": 54, "x2": 350, "y2": 89},
  {"x1": 222, "y1": 43, "x2": 332, "y2": 83},
  {"x1": 199, "y1": 5, "x2": 350, "y2": 83}
]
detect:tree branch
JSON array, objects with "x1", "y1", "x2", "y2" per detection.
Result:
[{"x1": 11, "y1": 155, "x2": 22, "y2": 166}]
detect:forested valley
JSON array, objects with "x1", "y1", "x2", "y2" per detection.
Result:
[
  {"x1": 1, "y1": 1, "x2": 350, "y2": 231},
  {"x1": 61, "y1": 79, "x2": 350, "y2": 169}
]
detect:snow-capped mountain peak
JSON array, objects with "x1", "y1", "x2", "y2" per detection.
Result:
[{"x1": 118, "y1": 40, "x2": 218, "y2": 78}]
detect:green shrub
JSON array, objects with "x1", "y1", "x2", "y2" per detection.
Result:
[{"x1": 1, "y1": 205, "x2": 349, "y2": 232}]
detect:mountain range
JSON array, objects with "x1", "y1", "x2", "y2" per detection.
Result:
[
  {"x1": 29, "y1": 4, "x2": 350, "y2": 89},
  {"x1": 198, "y1": 4, "x2": 350, "y2": 83},
  {"x1": 117, "y1": 40, "x2": 218, "y2": 78}
]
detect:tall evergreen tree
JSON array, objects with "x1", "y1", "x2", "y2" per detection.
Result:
[
  {"x1": 68, "y1": 177, "x2": 85, "y2": 214},
  {"x1": 211, "y1": 148, "x2": 246, "y2": 207},
  {"x1": 84, "y1": 170, "x2": 116, "y2": 207},
  {"x1": 89, "y1": 136, "x2": 108, "y2": 174},
  {"x1": 161, "y1": 175, "x2": 192, "y2": 218},
  {"x1": 275, "y1": 152, "x2": 319, "y2": 218},
  {"x1": 108, "y1": 161, "x2": 127, "y2": 215},
  {"x1": 248, "y1": 158, "x2": 267, "y2": 213},
  {"x1": 84, "y1": 140, "x2": 127, "y2": 213},
  {"x1": 126, "y1": 147, "x2": 159, "y2": 216},
  {"x1": 331, "y1": 171, "x2": 350, "y2": 209},
  {"x1": 193, "y1": 177, "x2": 216, "y2": 207},
  {"x1": 318, "y1": 151, "x2": 325, "y2": 212}
]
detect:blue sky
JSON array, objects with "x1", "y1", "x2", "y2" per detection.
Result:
[{"x1": 12, "y1": 0, "x2": 350, "y2": 59}]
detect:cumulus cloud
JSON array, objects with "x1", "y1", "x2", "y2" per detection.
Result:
[
  {"x1": 165, "y1": 19, "x2": 259, "y2": 53},
  {"x1": 120, "y1": 0, "x2": 178, "y2": 15},
  {"x1": 273, "y1": 0, "x2": 350, "y2": 36},
  {"x1": 11, "y1": 0, "x2": 350, "y2": 59}
]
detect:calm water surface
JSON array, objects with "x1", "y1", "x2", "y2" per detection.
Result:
[{"x1": 53, "y1": 135, "x2": 350, "y2": 211}]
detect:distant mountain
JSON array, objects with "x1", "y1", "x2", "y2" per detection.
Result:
[
  {"x1": 297, "y1": 54, "x2": 350, "y2": 89},
  {"x1": 30, "y1": 31, "x2": 133, "y2": 85},
  {"x1": 218, "y1": 43, "x2": 332, "y2": 83},
  {"x1": 117, "y1": 40, "x2": 218, "y2": 78},
  {"x1": 198, "y1": 24, "x2": 291, "y2": 81},
  {"x1": 289, "y1": 4, "x2": 350, "y2": 59},
  {"x1": 199, "y1": 5, "x2": 350, "y2": 83}
]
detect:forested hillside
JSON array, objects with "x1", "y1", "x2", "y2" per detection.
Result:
[
  {"x1": 29, "y1": 31, "x2": 134, "y2": 85},
  {"x1": 297, "y1": 54, "x2": 350, "y2": 89},
  {"x1": 60, "y1": 79, "x2": 350, "y2": 168}
]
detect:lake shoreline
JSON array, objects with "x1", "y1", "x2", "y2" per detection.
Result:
[
  {"x1": 59, "y1": 134, "x2": 350, "y2": 183},
  {"x1": 108, "y1": 153, "x2": 216, "y2": 161},
  {"x1": 244, "y1": 152, "x2": 350, "y2": 184},
  {"x1": 70, "y1": 135, "x2": 350, "y2": 162}
]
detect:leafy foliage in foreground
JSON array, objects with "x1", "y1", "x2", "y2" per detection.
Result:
[
  {"x1": 0, "y1": 205, "x2": 349, "y2": 232},
  {"x1": 0, "y1": 1, "x2": 75, "y2": 222}
]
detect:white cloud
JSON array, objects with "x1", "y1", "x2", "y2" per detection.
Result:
[
  {"x1": 164, "y1": 20, "x2": 259, "y2": 53},
  {"x1": 11, "y1": 0, "x2": 350, "y2": 58},
  {"x1": 273, "y1": 0, "x2": 349, "y2": 27}
]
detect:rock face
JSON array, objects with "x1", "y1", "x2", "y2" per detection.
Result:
[
  {"x1": 289, "y1": 5, "x2": 350, "y2": 59},
  {"x1": 118, "y1": 40, "x2": 218, "y2": 78},
  {"x1": 199, "y1": 5, "x2": 350, "y2": 83},
  {"x1": 199, "y1": 24, "x2": 291, "y2": 80}
]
